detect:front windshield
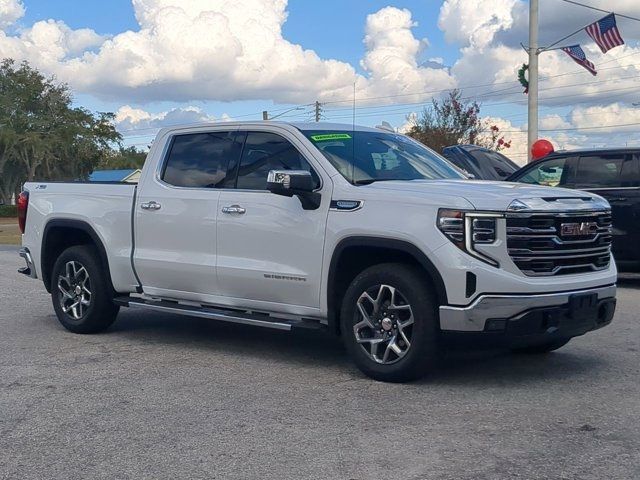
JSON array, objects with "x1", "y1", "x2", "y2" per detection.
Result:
[{"x1": 301, "y1": 130, "x2": 464, "y2": 184}]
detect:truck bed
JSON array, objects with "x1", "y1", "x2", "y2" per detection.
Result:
[{"x1": 22, "y1": 182, "x2": 140, "y2": 292}]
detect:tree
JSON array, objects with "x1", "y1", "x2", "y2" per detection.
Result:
[
  {"x1": 405, "y1": 89, "x2": 511, "y2": 153},
  {"x1": 0, "y1": 59, "x2": 122, "y2": 203},
  {"x1": 102, "y1": 146, "x2": 148, "y2": 170}
]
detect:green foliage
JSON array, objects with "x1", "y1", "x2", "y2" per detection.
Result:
[
  {"x1": 405, "y1": 89, "x2": 511, "y2": 153},
  {"x1": 0, "y1": 58, "x2": 123, "y2": 203},
  {"x1": 0, "y1": 205, "x2": 17, "y2": 217},
  {"x1": 102, "y1": 146, "x2": 148, "y2": 170}
]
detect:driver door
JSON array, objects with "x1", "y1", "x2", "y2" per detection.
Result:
[{"x1": 215, "y1": 129, "x2": 331, "y2": 313}]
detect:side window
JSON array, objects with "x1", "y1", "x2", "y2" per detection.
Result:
[
  {"x1": 575, "y1": 155, "x2": 625, "y2": 188},
  {"x1": 443, "y1": 151, "x2": 475, "y2": 177},
  {"x1": 235, "y1": 132, "x2": 320, "y2": 190},
  {"x1": 162, "y1": 131, "x2": 241, "y2": 188},
  {"x1": 485, "y1": 151, "x2": 518, "y2": 179},
  {"x1": 518, "y1": 157, "x2": 567, "y2": 187},
  {"x1": 620, "y1": 157, "x2": 640, "y2": 187}
]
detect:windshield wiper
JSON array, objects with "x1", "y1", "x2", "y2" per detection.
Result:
[{"x1": 353, "y1": 178, "x2": 412, "y2": 185}]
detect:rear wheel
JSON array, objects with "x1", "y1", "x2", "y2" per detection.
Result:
[
  {"x1": 51, "y1": 245, "x2": 119, "y2": 334},
  {"x1": 340, "y1": 263, "x2": 440, "y2": 382},
  {"x1": 512, "y1": 338, "x2": 571, "y2": 354}
]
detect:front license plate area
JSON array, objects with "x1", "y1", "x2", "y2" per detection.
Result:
[{"x1": 568, "y1": 293, "x2": 598, "y2": 320}]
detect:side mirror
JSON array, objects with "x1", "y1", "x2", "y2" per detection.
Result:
[
  {"x1": 267, "y1": 170, "x2": 321, "y2": 210},
  {"x1": 267, "y1": 170, "x2": 314, "y2": 194}
]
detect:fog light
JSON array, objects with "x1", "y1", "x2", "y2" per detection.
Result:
[{"x1": 485, "y1": 319, "x2": 507, "y2": 331}]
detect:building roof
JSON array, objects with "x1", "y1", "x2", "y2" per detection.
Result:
[{"x1": 89, "y1": 169, "x2": 139, "y2": 182}]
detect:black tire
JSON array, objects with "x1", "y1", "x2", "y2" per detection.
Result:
[
  {"x1": 340, "y1": 263, "x2": 440, "y2": 382},
  {"x1": 512, "y1": 338, "x2": 571, "y2": 354},
  {"x1": 50, "y1": 245, "x2": 119, "y2": 334}
]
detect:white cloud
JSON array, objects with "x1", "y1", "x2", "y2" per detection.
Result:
[
  {"x1": 115, "y1": 105, "x2": 229, "y2": 133},
  {"x1": 570, "y1": 103, "x2": 640, "y2": 132},
  {"x1": 439, "y1": 0, "x2": 518, "y2": 49},
  {"x1": 540, "y1": 114, "x2": 571, "y2": 130},
  {"x1": 0, "y1": 1, "x2": 456, "y2": 105},
  {"x1": 355, "y1": 7, "x2": 456, "y2": 104},
  {"x1": 397, "y1": 112, "x2": 418, "y2": 134},
  {"x1": 0, "y1": 0, "x2": 24, "y2": 29},
  {"x1": 439, "y1": 0, "x2": 640, "y2": 110}
]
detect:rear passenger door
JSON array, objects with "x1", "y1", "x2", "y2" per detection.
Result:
[
  {"x1": 134, "y1": 129, "x2": 242, "y2": 299},
  {"x1": 577, "y1": 153, "x2": 640, "y2": 264}
]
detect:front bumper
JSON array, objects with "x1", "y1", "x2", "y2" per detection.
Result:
[
  {"x1": 18, "y1": 248, "x2": 37, "y2": 279},
  {"x1": 439, "y1": 284, "x2": 616, "y2": 340}
]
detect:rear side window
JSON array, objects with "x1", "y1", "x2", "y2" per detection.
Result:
[
  {"x1": 162, "y1": 132, "x2": 241, "y2": 188},
  {"x1": 518, "y1": 157, "x2": 568, "y2": 187},
  {"x1": 443, "y1": 150, "x2": 476, "y2": 177},
  {"x1": 620, "y1": 157, "x2": 640, "y2": 187},
  {"x1": 482, "y1": 151, "x2": 518, "y2": 179},
  {"x1": 575, "y1": 155, "x2": 625, "y2": 188},
  {"x1": 235, "y1": 132, "x2": 320, "y2": 190}
]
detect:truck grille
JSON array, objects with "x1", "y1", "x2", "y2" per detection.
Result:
[{"x1": 506, "y1": 211, "x2": 612, "y2": 276}]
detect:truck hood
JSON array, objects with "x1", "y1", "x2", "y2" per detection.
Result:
[{"x1": 362, "y1": 179, "x2": 608, "y2": 211}]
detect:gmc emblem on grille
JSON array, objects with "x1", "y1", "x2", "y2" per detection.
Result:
[{"x1": 561, "y1": 221, "x2": 598, "y2": 237}]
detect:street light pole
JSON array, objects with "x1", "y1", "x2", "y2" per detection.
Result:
[{"x1": 528, "y1": 0, "x2": 539, "y2": 163}]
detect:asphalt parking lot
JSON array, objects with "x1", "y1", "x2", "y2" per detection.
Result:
[{"x1": 1, "y1": 246, "x2": 639, "y2": 480}]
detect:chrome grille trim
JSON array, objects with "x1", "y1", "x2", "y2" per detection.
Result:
[{"x1": 506, "y1": 210, "x2": 612, "y2": 276}]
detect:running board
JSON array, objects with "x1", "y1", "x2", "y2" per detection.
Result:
[{"x1": 113, "y1": 296, "x2": 324, "y2": 332}]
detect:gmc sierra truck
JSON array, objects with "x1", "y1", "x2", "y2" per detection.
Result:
[{"x1": 17, "y1": 122, "x2": 617, "y2": 382}]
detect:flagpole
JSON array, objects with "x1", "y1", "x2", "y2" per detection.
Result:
[
  {"x1": 541, "y1": 20, "x2": 597, "y2": 52},
  {"x1": 528, "y1": 0, "x2": 539, "y2": 163}
]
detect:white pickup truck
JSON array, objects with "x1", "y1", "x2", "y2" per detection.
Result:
[{"x1": 17, "y1": 122, "x2": 617, "y2": 382}]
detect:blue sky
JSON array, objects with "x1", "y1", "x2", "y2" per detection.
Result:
[
  {"x1": 3, "y1": 0, "x2": 640, "y2": 161},
  {"x1": 21, "y1": 0, "x2": 456, "y2": 67},
  {"x1": 17, "y1": 0, "x2": 463, "y2": 126}
]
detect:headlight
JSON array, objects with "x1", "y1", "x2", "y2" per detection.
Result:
[{"x1": 437, "y1": 209, "x2": 502, "y2": 267}]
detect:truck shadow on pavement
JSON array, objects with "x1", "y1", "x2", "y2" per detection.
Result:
[{"x1": 107, "y1": 309, "x2": 609, "y2": 387}]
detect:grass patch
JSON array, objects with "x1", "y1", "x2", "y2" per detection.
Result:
[{"x1": 0, "y1": 219, "x2": 21, "y2": 245}]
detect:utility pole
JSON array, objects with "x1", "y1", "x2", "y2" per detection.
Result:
[
  {"x1": 527, "y1": 0, "x2": 539, "y2": 163},
  {"x1": 314, "y1": 101, "x2": 322, "y2": 122},
  {"x1": 262, "y1": 111, "x2": 269, "y2": 121}
]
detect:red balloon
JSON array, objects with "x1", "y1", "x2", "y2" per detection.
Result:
[{"x1": 531, "y1": 139, "x2": 554, "y2": 160}]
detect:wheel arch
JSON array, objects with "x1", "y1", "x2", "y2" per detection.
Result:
[
  {"x1": 41, "y1": 219, "x2": 114, "y2": 294},
  {"x1": 327, "y1": 236, "x2": 447, "y2": 334}
]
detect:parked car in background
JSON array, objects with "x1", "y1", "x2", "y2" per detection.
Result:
[
  {"x1": 508, "y1": 148, "x2": 640, "y2": 271},
  {"x1": 442, "y1": 144, "x2": 519, "y2": 180}
]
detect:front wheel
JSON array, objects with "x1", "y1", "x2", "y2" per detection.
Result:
[
  {"x1": 340, "y1": 263, "x2": 440, "y2": 382},
  {"x1": 51, "y1": 245, "x2": 119, "y2": 334}
]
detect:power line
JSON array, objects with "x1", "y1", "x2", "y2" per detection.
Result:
[
  {"x1": 323, "y1": 82, "x2": 640, "y2": 121},
  {"x1": 118, "y1": 55, "x2": 640, "y2": 138},
  {"x1": 322, "y1": 62, "x2": 640, "y2": 114},
  {"x1": 481, "y1": 120, "x2": 640, "y2": 135},
  {"x1": 560, "y1": 0, "x2": 640, "y2": 22}
]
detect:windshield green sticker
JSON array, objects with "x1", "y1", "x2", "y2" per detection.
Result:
[{"x1": 310, "y1": 133, "x2": 352, "y2": 142}]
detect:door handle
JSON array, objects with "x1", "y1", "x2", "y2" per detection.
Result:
[
  {"x1": 222, "y1": 205, "x2": 246, "y2": 215},
  {"x1": 141, "y1": 201, "x2": 162, "y2": 211}
]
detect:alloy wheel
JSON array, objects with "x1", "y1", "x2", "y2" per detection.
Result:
[
  {"x1": 353, "y1": 284, "x2": 414, "y2": 364},
  {"x1": 57, "y1": 261, "x2": 92, "y2": 321}
]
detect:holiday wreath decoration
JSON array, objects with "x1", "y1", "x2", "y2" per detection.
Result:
[{"x1": 518, "y1": 63, "x2": 529, "y2": 94}]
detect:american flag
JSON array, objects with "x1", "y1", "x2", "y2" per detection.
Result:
[
  {"x1": 562, "y1": 45, "x2": 597, "y2": 76},
  {"x1": 585, "y1": 14, "x2": 625, "y2": 54}
]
